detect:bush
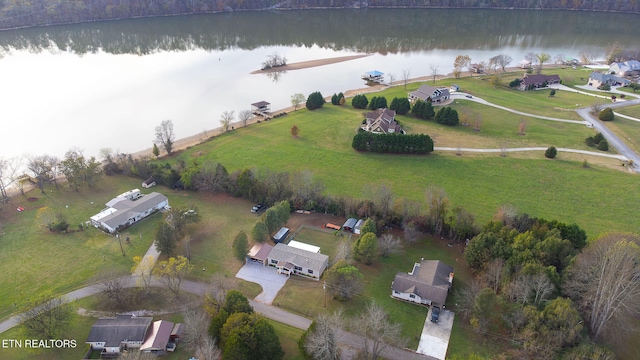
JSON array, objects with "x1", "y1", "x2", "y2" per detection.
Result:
[
  {"x1": 306, "y1": 91, "x2": 325, "y2": 110},
  {"x1": 352, "y1": 132, "x2": 434, "y2": 154},
  {"x1": 389, "y1": 97, "x2": 411, "y2": 115},
  {"x1": 509, "y1": 78, "x2": 522, "y2": 88},
  {"x1": 545, "y1": 146, "x2": 557, "y2": 159},
  {"x1": 368, "y1": 96, "x2": 387, "y2": 110},
  {"x1": 597, "y1": 139, "x2": 609, "y2": 151},
  {"x1": 352, "y1": 94, "x2": 368, "y2": 109},
  {"x1": 598, "y1": 107, "x2": 614, "y2": 121},
  {"x1": 435, "y1": 106, "x2": 459, "y2": 126},
  {"x1": 411, "y1": 99, "x2": 435, "y2": 120},
  {"x1": 597, "y1": 83, "x2": 611, "y2": 91}
]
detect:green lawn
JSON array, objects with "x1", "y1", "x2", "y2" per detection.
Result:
[
  {"x1": 288, "y1": 226, "x2": 343, "y2": 262},
  {"x1": 616, "y1": 104, "x2": 640, "y2": 118},
  {"x1": 602, "y1": 115, "x2": 640, "y2": 156},
  {"x1": 268, "y1": 320, "x2": 306, "y2": 360}
]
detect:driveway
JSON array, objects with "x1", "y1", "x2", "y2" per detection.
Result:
[
  {"x1": 235, "y1": 261, "x2": 288, "y2": 304},
  {"x1": 416, "y1": 307, "x2": 455, "y2": 360}
]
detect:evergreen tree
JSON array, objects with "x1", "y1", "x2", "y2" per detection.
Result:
[
  {"x1": 352, "y1": 94, "x2": 369, "y2": 109},
  {"x1": 306, "y1": 91, "x2": 325, "y2": 110},
  {"x1": 232, "y1": 231, "x2": 248, "y2": 261}
]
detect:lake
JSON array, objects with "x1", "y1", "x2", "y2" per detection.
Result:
[{"x1": 0, "y1": 8, "x2": 637, "y2": 159}]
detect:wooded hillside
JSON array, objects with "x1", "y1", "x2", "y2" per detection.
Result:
[{"x1": 0, "y1": 0, "x2": 639, "y2": 31}]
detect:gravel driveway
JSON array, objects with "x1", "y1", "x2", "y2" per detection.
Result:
[{"x1": 235, "y1": 261, "x2": 289, "y2": 304}]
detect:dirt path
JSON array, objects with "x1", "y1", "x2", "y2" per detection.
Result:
[{"x1": 250, "y1": 54, "x2": 371, "y2": 74}]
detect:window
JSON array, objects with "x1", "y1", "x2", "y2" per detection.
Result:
[
  {"x1": 308, "y1": 269, "x2": 314, "y2": 274},
  {"x1": 271, "y1": 259, "x2": 277, "y2": 264},
  {"x1": 294, "y1": 266, "x2": 302, "y2": 271},
  {"x1": 409, "y1": 294, "x2": 416, "y2": 299}
]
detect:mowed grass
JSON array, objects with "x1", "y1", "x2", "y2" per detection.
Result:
[
  {"x1": 602, "y1": 115, "x2": 640, "y2": 156},
  {"x1": 268, "y1": 320, "x2": 305, "y2": 360},
  {"x1": 173, "y1": 103, "x2": 639, "y2": 237},
  {"x1": 288, "y1": 226, "x2": 342, "y2": 262}
]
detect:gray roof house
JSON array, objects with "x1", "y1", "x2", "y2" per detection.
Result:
[
  {"x1": 90, "y1": 191, "x2": 168, "y2": 233},
  {"x1": 588, "y1": 72, "x2": 631, "y2": 88},
  {"x1": 391, "y1": 260, "x2": 454, "y2": 306},
  {"x1": 609, "y1": 60, "x2": 640, "y2": 76},
  {"x1": 519, "y1": 74, "x2": 561, "y2": 90},
  {"x1": 408, "y1": 85, "x2": 450, "y2": 103},
  {"x1": 361, "y1": 108, "x2": 403, "y2": 134},
  {"x1": 86, "y1": 314, "x2": 153, "y2": 357},
  {"x1": 267, "y1": 243, "x2": 329, "y2": 280}
]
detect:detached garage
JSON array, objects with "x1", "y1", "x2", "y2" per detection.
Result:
[{"x1": 247, "y1": 243, "x2": 274, "y2": 266}]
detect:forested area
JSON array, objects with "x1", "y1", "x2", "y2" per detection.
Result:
[{"x1": 0, "y1": 0, "x2": 639, "y2": 31}]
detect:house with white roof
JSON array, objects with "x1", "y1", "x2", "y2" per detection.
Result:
[
  {"x1": 90, "y1": 190, "x2": 168, "y2": 233},
  {"x1": 609, "y1": 60, "x2": 640, "y2": 77},
  {"x1": 408, "y1": 84, "x2": 450, "y2": 104}
]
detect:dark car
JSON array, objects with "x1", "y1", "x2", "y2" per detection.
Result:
[
  {"x1": 431, "y1": 306, "x2": 441, "y2": 323},
  {"x1": 465, "y1": 94, "x2": 473, "y2": 98},
  {"x1": 251, "y1": 204, "x2": 263, "y2": 213}
]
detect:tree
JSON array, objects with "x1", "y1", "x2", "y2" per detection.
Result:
[
  {"x1": 152, "y1": 143, "x2": 160, "y2": 158},
  {"x1": 220, "y1": 110, "x2": 234, "y2": 132},
  {"x1": 153, "y1": 255, "x2": 193, "y2": 296},
  {"x1": 222, "y1": 290, "x2": 254, "y2": 315},
  {"x1": 306, "y1": 91, "x2": 325, "y2": 110},
  {"x1": 98, "y1": 271, "x2": 131, "y2": 310},
  {"x1": 220, "y1": 312, "x2": 284, "y2": 360},
  {"x1": 470, "y1": 288, "x2": 505, "y2": 334},
  {"x1": 331, "y1": 93, "x2": 339, "y2": 105},
  {"x1": 549, "y1": 89, "x2": 556, "y2": 97},
  {"x1": 430, "y1": 64, "x2": 439, "y2": 84},
  {"x1": 599, "y1": 107, "x2": 614, "y2": 121},
  {"x1": 301, "y1": 312, "x2": 342, "y2": 360},
  {"x1": 402, "y1": 69, "x2": 411, "y2": 89},
  {"x1": 26, "y1": 154, "x2": 52, "y2": 193},
  {"x1": 411, "y1": 99, "x2": 435, "y2": 120},
  {"x1": 155, "y1": 222, "x2": 177, "y2": 254},
  {"x1": 368, "y1": 96, "x2": 387, "y2": 110},
  {"x1": 490, "y1": 73, "x2": 503, "y2": 88},
  {"x1": 359, "y1": 218, "x2": 376, "y2": 237},
  {"x1": 238, "y1": 109, "x2": 253, "y2": 127},
  {"x1": 262, "y1": 52, "x2": 287, "y2": 69},
  {"x1": 353, "y1": 232, "x2": 378, "y2": 265},
  {"x1": 21, "y1": 291, "x2": 72, "y2": 339},
  {"x1": 183, "y1": 309, "x2": 221, "y2": 359},
  {"x1": 563, "y1": 232, "x2": 640, "y2": 340},
  {"x1": 290, "y1": 124, "x2": 299, "y2": 138},
  {"x1": 251, "y1": 220, "x2": 269, "y2": 243},
  {"x1": 290, "y1": 93, "x2": 305, "y2": 111},
  {"x1": 352, "y1": 94, "x2": 368, "y2": 109},
  {"x1": 232, "y1": 231, "x2": 248, "y2": 261},
  {"x1": 535, "y1": 52, "x2": 551, "y2": 74},
  {"x1": 453, "y1": 55, "x2": 471, "y2": 78},
  {"x1": 324, "y1": 260, "x2": 364, "y2": 301},
  {"x1": 545, "y1": 146, "x2": 557, "y2": 159},
  {"x1": 132, "y1": 255, "x2": 155, "y2": 292},
  {"x1": 495, "y1": 54, "x2": 513, "y2": 72},
  {"x1": 426, "y1": 186, "x2": 449, "y2": 236},
  {"x1": 435, "y1": 106, "x2": 459, "y2": 126},
  {"x1": 378, "y1": 233, "x2": 403, "y2": 257},
  {"x1": 155, "y1": 119, "x2": 175, "y2": 155},
  {"x1": 352, "y1": 302, "x2": 404, "y2": 360},
  {"x1": 389, "y1": 97, "x2": 410, "y2": 115}
]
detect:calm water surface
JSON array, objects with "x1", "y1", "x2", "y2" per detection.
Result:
[{"x1": 0, "y1": 9, "x2": 637, "y2": 159}]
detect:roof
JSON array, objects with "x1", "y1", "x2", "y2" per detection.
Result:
[
  {"x1": 274, "y1": 227, "x2": 290, "y2": 240},
  {"x1": 521, "y1": 74, "x2": 561, "y2": 86},
  {"x1": 247, "y1": 243, "x2": 274, "y2": 261},
  {"x1": 589, "y1": 72, "x2": 631, "y2": 84},
  {"x1": 268, "y1": 243, "x2": 329, "y2": 272},
  {"x1": 363, "y1": 108, "x2": 400, "y2": 134},
  {"x1": 392, "y1": 260, "x2": 454, "y2": 306},
  {"x1": 343, "y1": 218, "x2": 357, "y2": 229},
  {"x1": 101, "y1": 193, "x2": 168, "y2": 230},
  {"x1": 86, "y1": 314, "x2": 153, "y2": 347},
  {"x1": 140, "y1": 320, "x2": 174, "y2": 351},
  {"x1": 170, "y1": 323, "x2": 184, "y2": 338},
  {"x1": 143, "y1": 177, "x2": 155, "y2": 185},
  {"x1": 365, "y1": 70, "x2": 384, "y2": 77},
  {"x1": 409, "y1": 85, "x2": 450, "y2": 101},
  {"x1": 288, "y1": 240, "x2": 320, "y2": 253},
  {"x1": 354, "y1": 219, "x2": 364, "y2": 230},
  {"x1": 610, "y1": 60, "x2": 640, "y2": 73},
  {"x1": 251, "y1": 101, "x2": 270, "y2": 107}
]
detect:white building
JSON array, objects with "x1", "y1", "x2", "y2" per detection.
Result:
[
  {"x1": 90, "y1": 190, "x2": 168, "y2": 233},
  {"x1": 267, "y1": 243, "x2": 329, "y2": 280}
]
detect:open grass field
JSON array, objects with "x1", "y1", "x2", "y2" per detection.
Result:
[
  {"x1": 602, "y1": 116, "x2": 640, "y2": 156},
  {"x1": 616, "y1": 104, "x2": 640, "y2": 118},
  {"x1": 268, "y1": 319, "x2": 305, "y2": 360}
]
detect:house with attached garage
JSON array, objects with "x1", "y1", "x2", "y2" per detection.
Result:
[
  {"x1": 588, "y1": 72, "x2": 631, "y2": 88},
  {"x1": 609, "y1": 60, "x2": 640, "y2": 77},
  {"x1": 267, "y1": 243, "x2": 329, "y2": 280},
  {"x1": 519, "y1": 74, "x2": 561, "y2": 90},
  {"x1": 392, "y1": 259, "x2": 454, "y2": 307},
  {"x1": 408, "y1": 84, "x2": 450, "y2": 104},
  {"x1": 86, "y1": 314, "x2": 153, "y2": 357},
  {"x1": 90, "y1": 189, "x2": 168, "y2": 233},
  {"x1": 361, "y1": 108, "x2": 403, "y2": 134}
]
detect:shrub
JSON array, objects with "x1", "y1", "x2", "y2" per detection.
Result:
[
  {"x1": 412, "y1": 99, "x2": 435, "y2": 120},
  {"x1": 597, "y1": 83, "x2": 611, "y2": 91},
  {"x1": 389, "y1": 97, "x2": 411, "y2": 115},
  {"x1": 597, "y1": 139, "x2": 609, "y2": 151},
  {"x1": 352, "y1": 132, "x2": 434, "y2": 154},
  {"x1": 306, "y1": 91, "x2": 325, "y2": 110},
  {"x1": 435, "y1": 106, "x2": 459, "y2": 126},
  {"x1": 598, "y1": 107, "x2": 614, "y2": 121},
  {"x1": 545, "y1": 146, "x2": 557, "y2": 159},
  {"x1": 352, "y1": 94, "x2": 368, "y2": 109},
  {"x1": 368, "y1": 96, "x2": 387, "y2": 110},
  {"x1": 509, "y1": 78, "x2": 522, "y2": 88}
]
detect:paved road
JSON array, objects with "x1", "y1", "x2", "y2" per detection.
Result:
[{"x1": 435, "y1": 146, "x2": 627, "y2": 160}]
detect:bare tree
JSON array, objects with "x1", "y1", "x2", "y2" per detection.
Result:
[
  {"x1": 155, "y1": 119, "x2": 175, "y2": 155},
  {"x1": 555, "y1": 53, "x2": 566, "y2": 65},
  {"x1": 499, "y1": 141, "x2": 508, "y2": 157},
  {"x1": 497, "y1": 54, "x2": 512, "y2": 72},
  {"x1": 132, "y1": 255, "x2": 155, "y2": 293},
  {"x1": 518, "y1": 119, "x2": 527, "y2": 135},
  {"x1": 387, "y1": 73, "x2": 395, "y2": 86},
  {"x1": 291, "y1": 93, "x2": 305, "y2": 110},
  {"x1": 488, "y1": 55, "x2": 500, "y2": 74},
  {"x1": 402, "y1": 221, "x2": 421, "y2": 243},
  {"x1": 368, "y1": 184, "x2": 393, "y2": 219},
  {"x1": 238, "y1": 109, "x2": 253, "y2": 127},
  {"x1": 563, "y1": 232, "x2": 640, "y2": 340},
  {"x1": 118, "y1": 350, "x2": 157, "y2": 360},
  {"x1": 378, "y1": 233, "x2": 403, "y2": 257},
  {"x1": 98, "y1": 272, "x2": 131, "y2": 310},
  {"x1": 430, "y1": 64, "x2": 439, "y2": 84},
  {"x1": 473, "y1": 114, "x2": 482, "y2": 132},
  {"x1": 183, "y1": 308, "x2": 220, "y2": 359},
  {"x1": 219, "y1": 110, "x2": 234, "y2": 132},
  {"x1": 304, "y1": 311, "x2": 343, "y2": 360},
  {"x1": 425, "y1": 186, "x2": 449, "y2": 236},
  {"x1": 352, "y1": 302, "x2": 405, "y2": 360},
  {"x1": 529, "y1": 272, "x2": 555, "y2": 306},
  {"x1": 482, "y1": 258, "x2": 504, "y2": 293},
  {"x1": 333, "y1": 240, "x2": 351, "y2": 264},
  {"x1": 401, "y1": 69, "x2": 411, "y2": 89},
  {"x1": 26, "y1": 155, "x2": 52, "y2": 193},
  {"x1": 0, "y1": 157, "x2": 20, "y2": 200},
  {"x1": 194, "y1": 336, "x2": 221, "y2": 360},
  {"x1": 591, "y1": 102, "x2": 604, "y2": 114},
  {"x1": 579, "y1": 48, "x2": 600, "y2": 65}
]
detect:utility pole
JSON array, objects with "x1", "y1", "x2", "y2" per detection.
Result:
[
  {"x1": 323, "y1": 282, "x2": 327, "y2": 308},
  {"x1": 116, "y1": 233, "x2": 125, "y2": 256}
]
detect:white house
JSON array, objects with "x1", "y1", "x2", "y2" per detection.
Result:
[
  {"x1": 609, "y1": 60, "x2": 640, "y2": 76},
  {"x1": 90, "y1": 190, "x2": 168, "y2": 233},
  {"x1": 391, "y1": 260, "x2": 454, "y2": 306},
  {"x1": 267, "y1": 243, "x2": 329, "y2": 280},
  {"x1": 86, "y1": 314, "x2": 153, "y2": 357}
]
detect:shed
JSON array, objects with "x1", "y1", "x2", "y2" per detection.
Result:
[
  {"x1": 342, "y1": 218, "x2": 357, "y2": 232},
  {"x1": 273, "y1": 227, "x2": 290, "y2": 243},
  {"x1": 288, "y1": 240, "x2": 320, "y2": 253},
  {"x1": 354, "y1": 219, "x2": 364, "y2": 235},
  {"x1": 450, "y1": 84, "x2": 460, "y2": 92},
  {"x1": 142, "y1": 177, "x2": 156, "y2": 188},
  {"x1": 170, "y1": 323, "x2": 184, "y2": 342},
  {"x1": 325, "y1": 223, "x2": 341, "y2": 231}
]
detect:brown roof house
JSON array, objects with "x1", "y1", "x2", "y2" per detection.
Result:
[
  {"x1": 519, "y1": 74, "x2": 561, "y2": 90},
  {"x1": 391, "y1": 260, "x2": 454, "y2": 306},
  {"x1": 140, "y1": 320, "x2": 174, "y2": 354},
  {"x1": 408, "y1": 84, "x2": 450, "y2": 104},
  {"x1": 361, "y1": 108, "x2": 403, "y2": 134}
]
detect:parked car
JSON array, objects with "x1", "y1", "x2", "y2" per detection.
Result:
[
  {"x1": 465, "y1": 94, "x2": 473, "y2": 98},
  {"x1": 431, "y1": 306, "x2": 441, "y2": 323},
  {"x1": 251, "y1": 204, "x2": 263, "y2": 213}
]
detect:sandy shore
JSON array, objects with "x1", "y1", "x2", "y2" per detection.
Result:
[{"x1": 250, "y1": 54, "x2": 371, "y2": 74}]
